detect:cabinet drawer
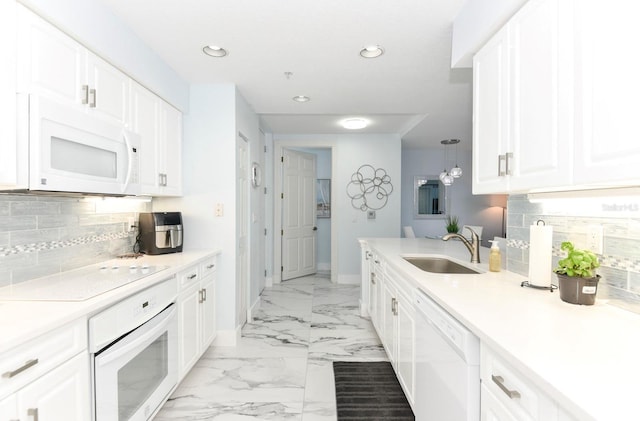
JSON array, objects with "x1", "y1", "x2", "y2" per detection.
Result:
[
  {"x1": 178, "y1": 264, "x2": 200, "y2": 289},
  {"x1": 481, "y1": 344, "x2": 556, "y2": 420},
  {"x1": 0, "y1": 318, "x2": 86, "y2": 399},
  {"x1": 199, "y1": 255, "x2": 217, "y2": 278}
]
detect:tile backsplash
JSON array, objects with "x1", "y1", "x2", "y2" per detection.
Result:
[
  {"x1": 0, "y1": 194, "x2": 151, "y2": 287},
  {"x1": 506, "y1": 193, "x2": 640, "y2": 314}
]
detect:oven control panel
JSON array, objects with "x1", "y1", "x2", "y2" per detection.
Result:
[{"x1": 89, "y1": 277, "x2": 177, "y2": 352}]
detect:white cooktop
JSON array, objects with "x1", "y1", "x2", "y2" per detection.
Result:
[{"x1": 0, "y1": 262, "x2": 168, "y2": 301}]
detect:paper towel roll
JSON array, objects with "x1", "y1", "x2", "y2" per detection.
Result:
[{"x1": 528, "y1": 222, "x2": 553, "y2": 287}]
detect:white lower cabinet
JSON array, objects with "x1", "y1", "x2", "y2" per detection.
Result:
[
  {"x1": 0, "y1": 318, "x2": 90, "y2": 421},
  {"x1": 481, "y1": 344, "x2": 560, "y2": 421},
  {"x1": 177, "y1": 255, "x2": 217, "y2": 379},
  {"x1": 0, "y1": 394, "x2": 18, "y2": 420},
  {"x1": 380, "y1": 266, "x2": 415, "y2": 407},
  {"x1": 16, "y1": 352, "x2": 90, "y2": 421}
]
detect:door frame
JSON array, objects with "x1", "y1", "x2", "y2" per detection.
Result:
[{"x1": 273, "y1": 140, "x2": 337, "y2": 284}]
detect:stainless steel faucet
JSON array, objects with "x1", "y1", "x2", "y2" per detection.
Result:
[{"x1": 442, "y1": 228, "x2": 481, "y2": 263}]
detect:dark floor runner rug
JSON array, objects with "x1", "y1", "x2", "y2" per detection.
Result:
[{"x1": 333, "y1": 361, "x2": 415, "y2": 421}]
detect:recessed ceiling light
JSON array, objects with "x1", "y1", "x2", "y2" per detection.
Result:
[
  {"x1": 341, "y1": 118, "x2": 368, "y2": 130},
  {"x1": 292, "y1": 95, "x2": 310, "y2": 102},
  {"x1": 359, "y1": 45, "x2": 384, "y2": 58},
  {"x1": 202, "y1": 45, "x2": 228, "y2": 57}
]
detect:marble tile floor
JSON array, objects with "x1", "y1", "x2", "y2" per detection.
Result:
[{"x1": 155, "y1": 275, "x2": 387, "y2": 421}]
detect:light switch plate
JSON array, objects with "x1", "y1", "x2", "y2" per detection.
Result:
[{"x1": 367, "y1": 210, "x2": 376, "y2": 220}]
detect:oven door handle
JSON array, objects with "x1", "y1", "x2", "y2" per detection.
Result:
[{"x1": 96, "y1": 306, "x2": 175, "y2": 366}]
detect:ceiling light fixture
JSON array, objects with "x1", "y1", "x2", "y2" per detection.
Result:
[
  {"x1": 202, "y1": 45, "x2": 228, "y2": 57},
  {"x1": 292, "y1": 95, "x2": 310, "y2": 102},
  {"x1": 359, "y1": 45, "x2": 384, "y2": 58},
  {"x1": 439, "y1": 139, "x2": 462, "y2": 186},
  {"x1": 341, "y1": 118, "x2": 368, "y2": 130}
]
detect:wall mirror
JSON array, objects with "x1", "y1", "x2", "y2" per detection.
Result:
[{"x1": 414, "y1": 175, "x2": 447, "y2": 219}]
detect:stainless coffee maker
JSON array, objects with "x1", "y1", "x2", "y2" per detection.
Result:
[{"x1": 138, "y1": 212, "x2": 183, "y2": 255}]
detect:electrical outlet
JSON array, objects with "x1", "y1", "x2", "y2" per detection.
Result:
[
  {"x1": 587, "y1": 225, "x2": 603, "y2": 254},
  {"x1": 127, "y1": 217, "x2": 136, "y2": 232}
]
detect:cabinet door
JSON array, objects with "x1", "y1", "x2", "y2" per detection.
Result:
[
  {"x1": 0, "y1": 0, "x2": 20, "y2": 189},
  {"x1": 131, "y1": 82, "x2": 161, "y2": 194},
  {"x1": 86, "y1": 53, "x2": 130, "y2": 126},
  {"x1": 382, "y1": 280, "x2": 397, "y2": 363},
  {"x1": 573, "y1": 0, "x2": 640, "y2": 185},
  {"x1": 0, "y1": 394, "x2": 18, "y2": 420},
  {"x1": 481, "y1": 385, "x2": 520, "y2": 421},
  {"x1": 368, "y1": 270, "x2": 379, "y2": 333},
  {"x1": 472, "y1": 26, "x2": 510, "y2": 194},
  {"x1": 200, "y1": 275, "x2": 217, "y2": 350},
  {"x1": 396, "y1": 293, "x2": 415, "y2": 406},
  {"x1": 158, "y1": 102, "x2": 183, "y2": 196},
  {"x1": 16, "y1": 5, "x2": 84, "y2": 107},
  {"x1": 17, "y1": 352, "x2": 90, "y2": 421},
  {"x1": 177, "y1": 282, "x2": 201, "y2": 379},
  {"x1": 508, "y1": 0, "x2": 573, "y2": 191}
]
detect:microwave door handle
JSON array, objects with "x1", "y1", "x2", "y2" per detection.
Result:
[{"x1": 121, "y1": 131, "x2": 133, "y2": 193}]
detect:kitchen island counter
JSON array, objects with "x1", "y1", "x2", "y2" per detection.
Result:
[{"x1": 361, "y1": 237, "x2": 640, "y2": 421}]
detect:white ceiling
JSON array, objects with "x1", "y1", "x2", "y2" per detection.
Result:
[{"x1": 100, "y1": 0, "x2": 472, "y2": 149}]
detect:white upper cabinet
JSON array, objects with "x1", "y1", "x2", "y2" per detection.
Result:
[
  {"x1": 0, "y1": 0, "x2": 20, "y2": 189},
  {"x1": 573, "y1": 0, "x2": 640, "y2": 185},
  {"x1": 473, "y1": 0, "x2": 572, "y2": 194},
  {"x1": 17, "y1": 5, "x2": 130, "y2": 127},
  {"x1": 131, "y1": 81, "x2": 183, "y2": 197}
]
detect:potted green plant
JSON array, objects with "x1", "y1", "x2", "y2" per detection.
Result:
[
  {"x1": 553, "y1": 241, "x2": 601, "y2": 305},
  {"x1": 445, "y1": 215, "x2": 459, "y2": 234}
]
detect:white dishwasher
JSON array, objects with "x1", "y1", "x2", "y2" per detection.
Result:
[{"x1": 414, "y1": 288, "x2": 480, "y2": 421}]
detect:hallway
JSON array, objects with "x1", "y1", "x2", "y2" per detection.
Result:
[{"x1": 155, "y1": 275, "x2": 387, "y2": 420}]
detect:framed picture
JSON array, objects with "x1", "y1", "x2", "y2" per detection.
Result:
[{"x1": 317, "y1": 179, "x2": 331, "y2": 218}]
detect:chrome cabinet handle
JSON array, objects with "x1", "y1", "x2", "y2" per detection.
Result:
[
  {"x1": 3, "y1": 358, "x2": 39, "y2": 378},
  {"x1": 491, "y1": 375, "x2": 521, "y2": 399},
  {"x1": 374, "y1": 260, "x2": 380, "y2": 264},
  {"x1": 498, "y1": 154, "x2": 506, "y2": 176},
  {"x1": 81, "y1": 85, "x2": 89, "y2": 104},
  {"x1": 198, "y1": 289, "x2": 204, "y2": 304},
  {"x1": 370, "y1": 272, "x2": 376, "y2": 284},
  {"x1": 89, "y1": 88, "x2": 96, "y2": 108},
  {"x1": 202, "y1": 288, "x2": 207, "y2": 302},
  {"x1": 188, "y1": 274, "x2": 197, "y2": 280},
  {"x1": 391, "y1": 297, "x2": 398, "y2": 315},
  {"x1": 28, "y1": 408, "x2": 39, "y2": 421},
  {"x1": 505, "y1": 152, "x2": 513, "y2": 176},
  {"x1": 206, "y1": 264, "x2": 215, "y2": 269}
]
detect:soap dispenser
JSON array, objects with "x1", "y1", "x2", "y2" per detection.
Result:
[{"x1": 489, "y1": 240, "x2": 501, "y2": 272}]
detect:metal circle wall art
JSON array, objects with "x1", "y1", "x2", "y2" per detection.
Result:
[{"x1": 346, "y1": 164, "x2": 394, "y2": 211}]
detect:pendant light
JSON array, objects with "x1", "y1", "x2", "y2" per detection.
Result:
[{"x1": 439, "y1": 139, "x2": 462, "y2": 186}]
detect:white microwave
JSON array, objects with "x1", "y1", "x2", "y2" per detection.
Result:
[{"x1": 24, "y1": 95, "x2": 140, "y2": 196}]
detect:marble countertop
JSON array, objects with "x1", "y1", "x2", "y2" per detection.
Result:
[
  {"x1": 361, "y1": 238, "x2": 640, "y2": 421},
  {"x1": 0, "y1": 249, "x2": 220, "y2": 354}
]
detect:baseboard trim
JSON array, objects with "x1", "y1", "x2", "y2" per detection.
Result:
[{"x1": 213, "y1": 326, "x2": 241, "y2": 346}]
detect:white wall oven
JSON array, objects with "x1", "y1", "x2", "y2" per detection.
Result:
[
  {"x1": 89, "y1": 278, "x2": 178, "y2": 421},
  {"x1": 26, "y1": 94, "x2": 140, "y2": 195}
]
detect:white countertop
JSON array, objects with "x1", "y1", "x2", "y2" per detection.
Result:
[
  {"x1": 0, "y1": 250, "x2": 220, "y2": 354},
  {"x1": 361, "y1": 238, "x2": 640, "y2": 421}
]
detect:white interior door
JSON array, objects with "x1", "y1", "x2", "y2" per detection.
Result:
[
  {"x1": 281, "y1": 149, "x2": 317, "y2": 281},
  {"x1": 236, "y1": 134, "x2": 248, "y2": 326}
]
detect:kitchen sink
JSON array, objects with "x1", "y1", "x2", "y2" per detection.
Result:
[{"x1": 403, "y1": 257, "x2": 481, "y2": 274}]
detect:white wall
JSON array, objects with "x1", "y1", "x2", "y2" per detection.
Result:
[
  {"x1": 155, "y1": 84, "x2": 238, "y2": 335},
  {"x1": 401, "y1": 147, "x2": 506, "y2": 245},
  {"x1": 19, "y1": 0, "x2": 189, "y2": 111},
  {"x1": 451, "y1": 0, "x2": 527, "y2": 68},
  {"x1": 274, "y1": 134, "x2": 402, "y2": 282}
]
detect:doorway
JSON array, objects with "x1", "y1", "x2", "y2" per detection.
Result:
[{"x1": 273, "y1": 144, "x2": 335, "y2": 284}]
